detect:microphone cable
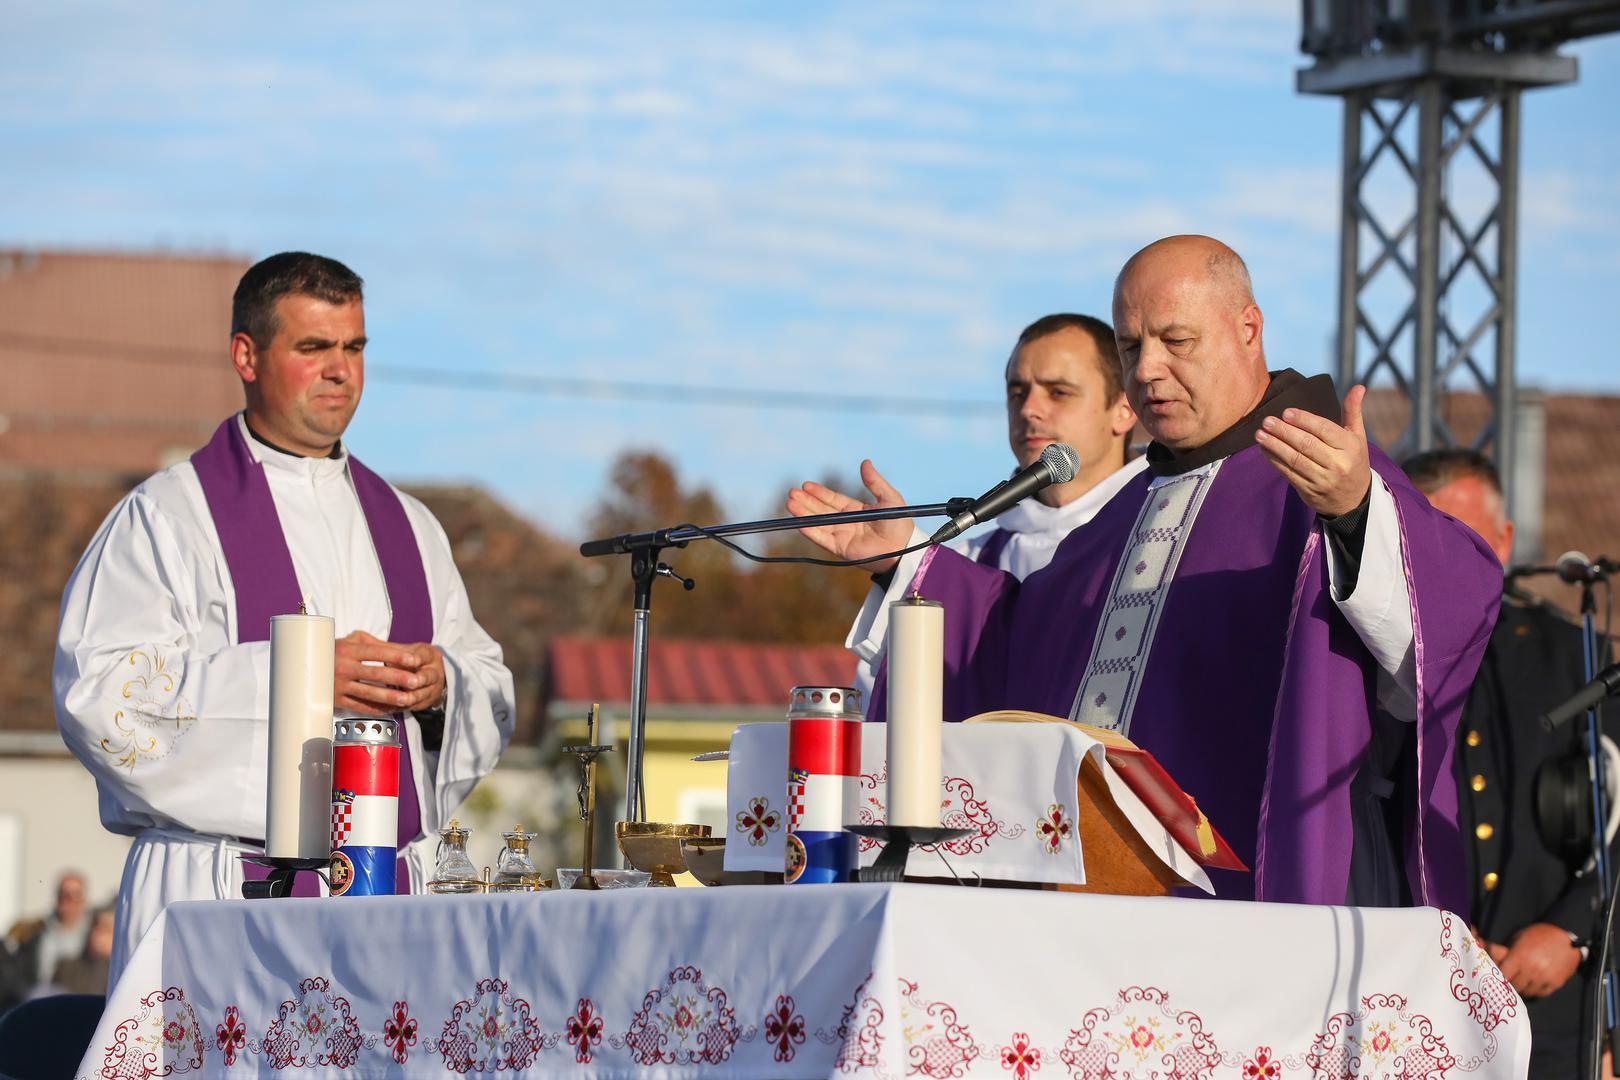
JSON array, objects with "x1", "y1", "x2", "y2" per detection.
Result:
[{"x1": 668, "y1": 521, "x2": 935, "y2": 569}]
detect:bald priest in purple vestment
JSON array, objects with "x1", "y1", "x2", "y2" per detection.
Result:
[
  {"x1": 54, "y1": 253, "x2": 517, "y2": 984},
  {"x1": 790, "y1": 235, "x2": 1501, "y2": 912}
]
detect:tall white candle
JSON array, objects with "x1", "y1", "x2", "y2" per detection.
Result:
[
  {"x1": 266, "y1": 613, "x2": 335, "y2": 859},
  {"x1": 887, "y1": 595, "x2": 943, "y2": 828}
]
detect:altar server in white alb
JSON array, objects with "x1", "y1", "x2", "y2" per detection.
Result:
[
  {"x1": 791, "y1": 314, "x2": 1143, "y2": 696},
  {"x1": 54, "y1": 252, "x2": 516, "y2": 982}
]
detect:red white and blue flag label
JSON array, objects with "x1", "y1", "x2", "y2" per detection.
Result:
[
  {"x1": 330, "y1": 790, "x2": 398, "y2": 850},
  {"x1": 786, "y1": 716, "x2": 860, "y2": 883},
  {"x1": 787, "y1": 718, "x2": 862, "y2": 777}
]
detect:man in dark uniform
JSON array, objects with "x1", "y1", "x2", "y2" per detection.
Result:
[{"x1": 1405, "y1": 448, "x2": 1613, "y2": 1078}]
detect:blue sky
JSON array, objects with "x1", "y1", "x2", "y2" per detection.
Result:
[{"x1": 4, "y1": 3, "x2": 1616, "y2": 537}]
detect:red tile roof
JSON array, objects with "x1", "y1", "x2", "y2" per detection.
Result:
[
  {"x1": 1361, "y1": 388, "x2": 1620, "y2": 615},
  {"x1": 546, "y1": 634, "x2": 857, "y2": 713}
]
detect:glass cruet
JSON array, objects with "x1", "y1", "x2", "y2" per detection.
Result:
[
  {"x1": 429, "y1": 818, "x2": 480, "y2": 893},
  {"x1": 493, "y1": 824, "x2": 540, "y2": 889}
]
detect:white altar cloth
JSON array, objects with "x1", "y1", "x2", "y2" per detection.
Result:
[
  {"x1": 725, "y1": 721, "x2": 1213, "y2": 890},
  {"x1": 83, "y1": 884, "x2": 1526, "y2": 1078}
]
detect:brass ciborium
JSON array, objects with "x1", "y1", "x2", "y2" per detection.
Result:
[
  {"x1": 680, "y1": 836, "x2": 782, "y2": 886},
  {"x1": 615, "y1": 821, "x2": 710, "y2": 887},
  {"x1": 679, "y1": 836, "x2": 727, "y2": 886}
]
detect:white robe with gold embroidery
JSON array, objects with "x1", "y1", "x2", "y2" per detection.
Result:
[{"x1": 54, "y1": 416, "x2": 516, "y2": 985}]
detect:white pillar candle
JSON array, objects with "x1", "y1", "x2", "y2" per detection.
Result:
[
  {"x1": 886, "y1": 595, "x2": 943, "y2": 828},
  {"x1": 266, "y1": 613, "x2": 336, "y2": 859}
]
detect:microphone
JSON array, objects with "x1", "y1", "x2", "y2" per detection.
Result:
[
  {"x1": 930, "y1": 443, "x2": 1079, "y2": 544},
  {"x1": 1556, "y1": 551, "x2": 1618, "y2": 585},
  {"x1": 1542, "y1": 662, "x2": 1620, "y2": 730}
]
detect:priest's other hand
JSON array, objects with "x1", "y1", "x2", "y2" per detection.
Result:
[
  {"x1": 335, "y1": 630, "x2": 447, "y2": 715},
  {"x1": 787, "y1": 460, "x2": 911, "y2": 575},
  {"x1": 1496, "y1": 922, "x2": 1582, "y2": 998},
  {"x1": 1255, "y1": 383, "x2": 1372, "y2": 518}
]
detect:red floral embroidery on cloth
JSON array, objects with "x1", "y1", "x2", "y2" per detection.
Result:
[
  {"x1": 1303, "y1": 993, "x2": 1454, "y2": 1079},
  {"x1": 765, "y1": 994, "x2": 807, "y2": 1063},
  {"x1": 736, "y1": 796, "x2": 783, "y2": 846},
  {"x1": 101, "y1": 986, "x2": 205, "y2": 1079},
  {"x1": 817, "y1": 970, "x2": 886, "y2": 1073},
  {"x1": 214, "y1": 1004, "x2": 246, "y2": 1067},
  {"x1": 382, "y1": 1000, "x2": 417, "y2": 1065},
  {"x1": 252, "y1": 976, "x2": 374, "y2": 1070},
  {"x1": 612, "y1": 964, "x2": 753, "y2": 1065},
  {"x1": 432, "y1": 977, "x2": 548, "y2": 1073},
  {"x1": 1037, "y1": 804, "x2": 1072, "y2": 854},
  {"x1": 1059, "y1": 986, "x2": 1220, "y2": 1080},
  {"x1": 901, "y1": 977, "x2": 982, "y2": 1078},
  {"x1": 857, "y1": 766, "x2": 890, "y2": 851},
  {"x1": 1241, "y1": 1046, "x2": 1280, "y2": 1079},
  {"x1": 565, "y1": 997, "x2": 605, "y2": 1064},
  {"x1": 856, "y1": 768, "x2": 1026, "y2": 855},
  {"x1": 1439, "y1": 909, "x2": 1520, "y2": 1069},
  {"x1": 1002, "y1": 1031, "x2": 1042, "y2": 1077}
]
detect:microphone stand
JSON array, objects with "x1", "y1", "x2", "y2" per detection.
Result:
[
  {"x1": 1577, "y1": 573, "x2": 1620, "y2": 1078},
  {"x1": 580, "y1": 500, "x2": 968, "y2": 823}
]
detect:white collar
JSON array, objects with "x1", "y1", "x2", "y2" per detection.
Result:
[
  {"x1": 996, "y1": 456, "x2": 1149, "y2": 535},
  {"x1": 235, "y1": 412, "x2": 350, "y2": 480}
]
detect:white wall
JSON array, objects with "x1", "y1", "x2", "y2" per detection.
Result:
[{"x1": 0, "y1": 756, "x2": 131, "y2": 930}]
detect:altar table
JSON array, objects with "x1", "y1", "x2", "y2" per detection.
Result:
[{"x1": 84, "y1": 883, "x2": 1528, "y2": 1078}]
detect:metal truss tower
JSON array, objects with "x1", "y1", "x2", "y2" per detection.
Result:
[{"x1": 1298, "y1": 0, "x2": 1619, "y2": 525}]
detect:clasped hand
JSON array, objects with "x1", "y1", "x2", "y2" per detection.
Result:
[
  {"x1": 335, "y1": 630, "x2": 445, "y2": 716},
  {"x1": 1484, "y1": 922, "x2": 1583, "y2": 998}
]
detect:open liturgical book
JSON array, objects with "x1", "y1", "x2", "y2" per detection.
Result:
[{"x1": 965, "y1": 710, "x2": 1247, "y2": 892}]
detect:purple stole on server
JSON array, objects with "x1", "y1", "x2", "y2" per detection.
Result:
[{"x1": 191, "y1": 417, "x2": 432, "y2": 894}]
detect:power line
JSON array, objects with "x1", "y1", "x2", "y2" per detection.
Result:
[{"x1": 0, "y1": 329, "x2": 1000, "y2": 418}]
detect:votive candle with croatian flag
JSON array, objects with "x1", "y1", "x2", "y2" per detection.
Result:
[
  {"x1": 784, "y1": 686, "x2": 863, "y2": 884},
  {"x1": 329, "y1": 718, "x2": 400, "y2": 896}
]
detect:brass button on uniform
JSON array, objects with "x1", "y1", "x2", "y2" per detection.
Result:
[
  {"x1": 1476, "y1": 823, "x2": 1494, "y2": 840},
  {"x1": 1471, "y1": 775, "x2": 1487, "y2": 792},
  {"x1": 1484, "y1": 872, "x2": 1500, "y2": 891},
  {"x1": 1466, "y1": 730, "x2": 1482, "y2": 748}
]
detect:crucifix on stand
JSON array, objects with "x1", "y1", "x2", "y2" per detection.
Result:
[{"x1": 561, "y1": 703, "x2": 613, "y2": 889}]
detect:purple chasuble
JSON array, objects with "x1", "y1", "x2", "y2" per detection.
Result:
[
  {"x1": 191, "y1": 417, "x2": 433, "y2": 894},
  {"x1": 870, "y1": 443, "x2": 1499, "y2": 912}
]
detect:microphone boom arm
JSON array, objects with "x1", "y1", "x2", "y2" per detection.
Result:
[
  {"x1": 579, "y1": 500, "x2": 969, "y2": 558},
  {"x1": 579, "y1": 497, "x2": 972, "y2": 825}
]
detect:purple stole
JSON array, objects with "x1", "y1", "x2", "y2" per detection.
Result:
[{"x1": 191, "y1": 417, "x2": 432, "y2": 894}]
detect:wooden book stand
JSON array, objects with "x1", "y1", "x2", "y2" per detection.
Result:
[{"x1": 964, "y1": 711, "x2": 1246, "y2": 897}]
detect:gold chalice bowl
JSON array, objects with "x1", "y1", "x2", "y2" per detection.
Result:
[{"x1": 615, "y1": 821, "x2": 710, "y2": 887}]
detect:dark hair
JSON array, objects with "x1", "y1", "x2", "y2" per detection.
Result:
[
  {"x1": 231, "y1": 252, "x2": 364, "y2": 348},
  {"x1": 1009, "y1": 313, "x2": 1124, "y2": 404},
  {"x1": 1400, "y1": 447, "x2": 1501, "y2": 497}
]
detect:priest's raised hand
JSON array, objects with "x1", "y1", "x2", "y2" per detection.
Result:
[
  {"x1": 1254, "y1": 382, "x2": 1373, "y2": 518},
  {"x1": 335, "y1": 629, "x2": 448, "y2": 716},
  {"x1": 787, "y1": 459, "x2": 912, "y2": 574}
]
